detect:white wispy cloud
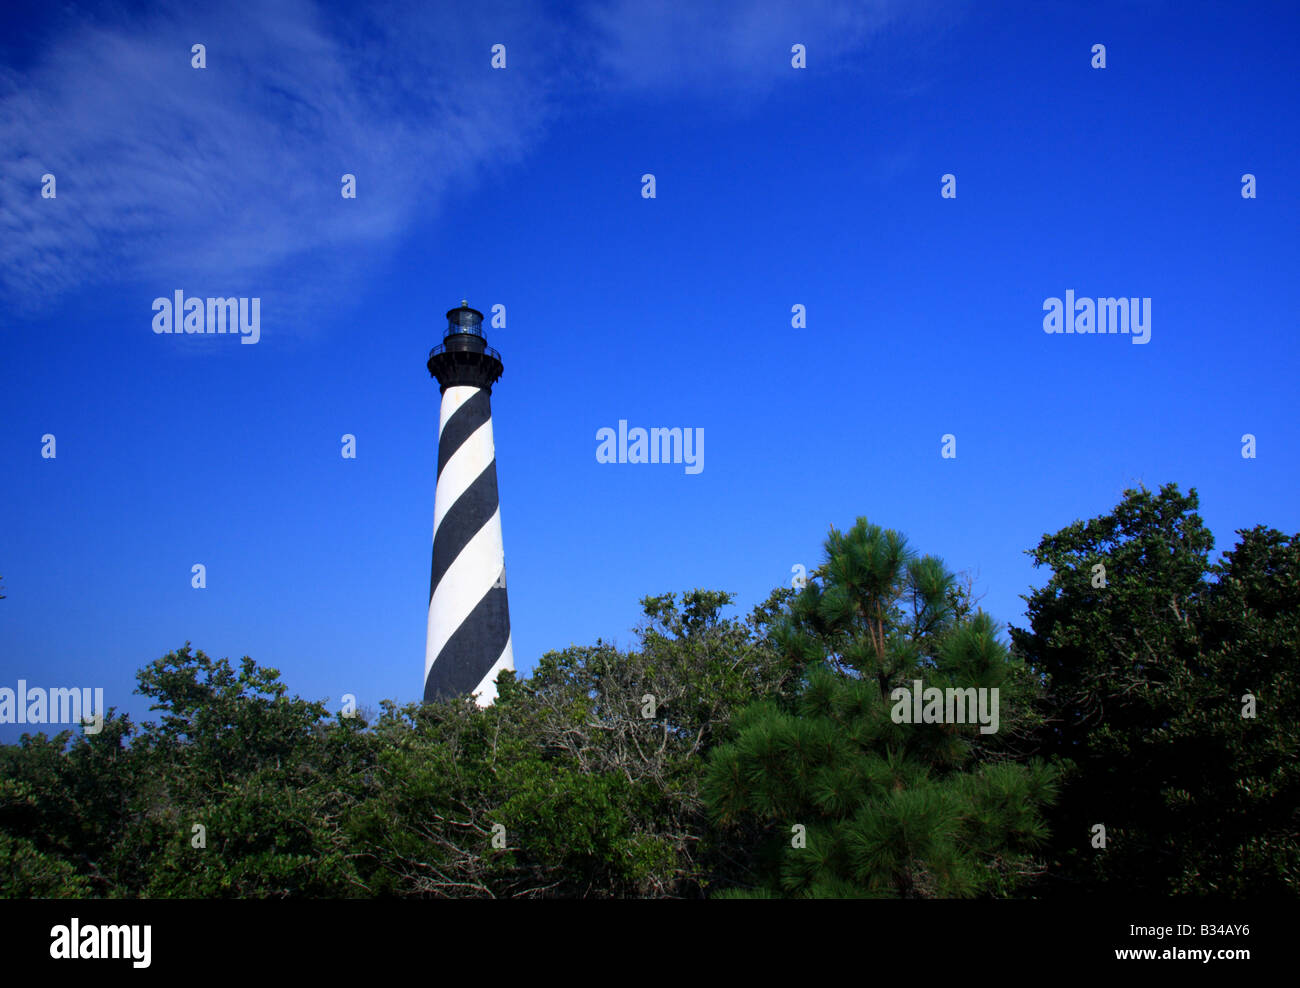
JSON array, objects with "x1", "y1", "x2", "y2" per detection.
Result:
[
  {"x1": 0, "y1": 0, "x2": 555, "y2": 321},
  {"x1": 581, "y1": 0, "x2": 929, "y2": 97},
  {"x1": 0, "y1": 0, "x2": 944, "y2": 322}
]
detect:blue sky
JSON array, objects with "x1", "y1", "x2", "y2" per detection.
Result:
[{"x1": 2, "y1": 0, "x2": 1297, "y2": 740}]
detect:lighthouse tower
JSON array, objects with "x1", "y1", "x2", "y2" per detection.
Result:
[{"x1": 424, "y1": 301, "x2": 512, "y2": 705}]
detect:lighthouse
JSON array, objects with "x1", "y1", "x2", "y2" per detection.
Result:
[{"x1": 424, "y1": 301, "x2": 513, "y2": 705}]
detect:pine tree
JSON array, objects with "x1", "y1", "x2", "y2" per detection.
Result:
[{"x1": 704, "y1": 519, "x2": 1058, "y2": 897}]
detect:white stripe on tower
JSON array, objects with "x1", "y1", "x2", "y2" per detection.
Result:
[
  {"x1": 475, "y1": 633, "x2": 514, "y2": 707},
  {"x1": 432, "y1": 419, "x2": 493, "y2": 535},
  {"x1": 426, "y1": 502, "x2": 504, "y2": 676},
  {"x1": 424, "y1": 382, "x2": 513, "y2": 704}
]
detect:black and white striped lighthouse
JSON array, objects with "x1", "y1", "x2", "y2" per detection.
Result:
[{"x1": 424, "y1": 301, "x2": 512, "y2": 705}]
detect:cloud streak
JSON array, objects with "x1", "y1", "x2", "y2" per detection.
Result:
[
  {"x1": 0, "y1": 0, "x2": 939, "y2": 320},
  {"x1": 0, "y1": 0, "x2": 554, "y2": 319},
  {"x1": 583, "y1": 0, "x2": 912, "y2": 97}
]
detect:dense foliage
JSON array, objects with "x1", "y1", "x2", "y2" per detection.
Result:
[
  {"x1": 1011, "y1": 483, "x2": 1300, "y2": 895},
  {"x1": 704, "y1": 519, "x2": 1058, "y2": 897},
  {"x1": 1, "y1": 487, "x2": 1295, "y2": 897},
  {"x1": 1, "y1": 590, "x2": 800, "y2": 898}
]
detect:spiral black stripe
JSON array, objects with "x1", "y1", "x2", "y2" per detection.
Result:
[
  {"x1": 424, "y1": 585, "x2": 511, "y2": 702},
  {"x1": 428, "y1": 462, "x2": 501, "y2": 605},
  {"x1": 437, "y1": 389, "x2": 492, "y2": 479}
]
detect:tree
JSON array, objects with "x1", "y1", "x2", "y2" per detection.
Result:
[
  {"x1": 1165, "y1": 526, "x2": 1300, "y2": 893},
  {"x1": 346, "y1": 588, "x2": 801, "y2": 898},
  {"x1": 0, "y1": 645, "x2": 373, "y2": 897},
  {"x1": 0, "y1": 711, "x2": 139, "y2": 896},
  {"x1": 704, "y1": 519, "x2": 1058, "y2": 897},
  {"x1": 128, "y1": 645, "x2": 367, "y2": 896},
  {"x1": 0, "y1": 597, "x2": 800, "y2": 900},
  {"x1": 1011, "y1": 484, "x2": 1300, "y2": 894}
]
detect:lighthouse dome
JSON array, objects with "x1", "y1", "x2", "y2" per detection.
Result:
[{"x1": 446, "y1": 301, "x2": 484, "y2": 337}]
